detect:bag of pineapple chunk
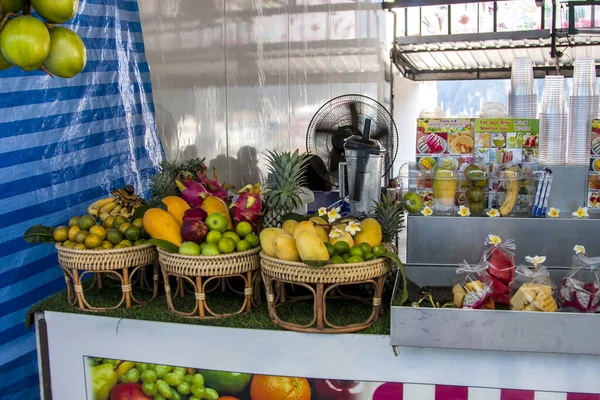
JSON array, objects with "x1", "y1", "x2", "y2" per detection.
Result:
[
  {"x1": 557, "y1": 246, "x2": 600, "y2": 313},
  {"x1": 480, "y1": 234, "x2": 515, "y2": 305},
  {"x1": 509, "y1": 256, "x2": 558, "y2": 312},
  {"x1": 453, "y1": 260, "x2": 494, "y2": 309}
]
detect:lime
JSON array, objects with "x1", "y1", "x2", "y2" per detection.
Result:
[
  {"x1": 78, "y1": 214, "x2": 96, "y2": 231},
  {"x1": 245, "y1": 233, "x2": 260, "y2": 248},
  {"x1": 358, "y1": 242, "x2": 372, "y2": 254},
  {"x1": 364, "y1": 252, "x2": 375, "y2": 261},
  {"x1": 342, "y1": 253, "x2": 351, "y2": 262},
  {"x1": 124, "y1": 226, "x2": 141, "y2": 241},
  {"x1": 102, "y1": 215, "x2": 115, "y2": 229},
  {"x1": 202, "y1": 243, "x2": 221, "y2": 256},
  {"x1": 205, "y1": 230, "x2": 222, "y2": 244},
  {"x1": 324, "y1": 242, "x2": 336, "y2": 258},
  {"x1": 199, "y1": 242, "x2": 208, "y2": 252},
  {"x1": 348, "y1": 256, "x2": 364, "y2": 263},
  {"x1": 132, "y1": 218, "x2": 144, "y2": 229},
  {"x1": 134, "y1": 239, "x2": 147, "y2": 246},
  {"x1": 106, "y1": 229, "x2": 124, "y2": 246},
  {"x1": 68, "y1": 225, "x2": 81, "y2": 241},
  {"x1": 179, "y1": 242, "x2": 201, "y2": 256},
  {"x1": 217, "y1": 237, "x2": 236, "y2": 254},
  {"x1": 62, "y1": 240, "x2": 75, "y2": 249},
  {"x1": 330, "y1": 255, "x2": 345, "y2": 264},
  {"x1": 74, "y1": 243, "x2": 87, "y2": 250},
  {"x1": 68, "y1": 216, "x2": 79, "y2": 227},
  {"x1": 75, "y1": 231, "x2": 89, "y2": 244},
  {"x1": 236, "y1": 240, "x2": 251, "y2": 252},
  {"x1": 118, "y1": 222, "x2": 132, "y2": 234},
  {"x1": 372, "y1": 245, "x2": 387, "y2": 257},
  {"x1": 119, "y1": 240, "x2": 133, "y2": 247},
  {"x1": 333, "y1": 241, "x2": 350, "y2": 255},
  {"x1": 53, "y1": 226, "x2": 68, "y2": 242},
  {"x1": 102, "y1": 241, "x2": 113, "y2": 249},
  {"x1": 89, "y1": 225, "x2": 106, "y2": 241},
  {"x1": 113, "y1": 244, "x2": 126, "y2": 249},
  {"x1": 235, "y1": 221, "x2": 253, "y2": 238},
  {"x1": 222, "y1": 231, "x2": 241, "y2": 243},
  {"x1": 113, "y1": 215, "x2": 129, "y2": 229},
  {"x1": 349, "y1": 246, "x2": 365, "y2": 258},
  {"x1": 84, "y1": 234, "x2": 102, "y2": 249}
]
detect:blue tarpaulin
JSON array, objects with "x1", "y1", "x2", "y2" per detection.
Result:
[{"x1": 0, "y1": 1, "x2": 161, "y2": 398}]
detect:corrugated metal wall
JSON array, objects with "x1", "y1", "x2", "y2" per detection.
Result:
[{"x1": 138, "y1": 0, "x2": 390, "y2": 188}]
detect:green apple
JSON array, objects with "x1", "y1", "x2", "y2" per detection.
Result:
[
  {"x1": 201, "y1": 243, "x2": 220, "y2": 256},
  {"x1": 402, "y1": 191, "x2": 423, "y2": 214},
  {"x1": 179, "y1": 242, "x2": 201, "y2": 256},
  {"x1": 205, "y1": 213, "x2": 229, "y2": 233}
]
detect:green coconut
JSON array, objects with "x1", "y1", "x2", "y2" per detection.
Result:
[{"x1": 0, "y1": 15, "x2": 50, "y2": 71}]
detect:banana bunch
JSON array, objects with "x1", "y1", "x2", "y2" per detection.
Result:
[
  {"x1": 499, "y1": 171, "x2": 519, "y2": 216},
  {"x1": 109, "y1": 185, "x2": 147, "y2": 218}
]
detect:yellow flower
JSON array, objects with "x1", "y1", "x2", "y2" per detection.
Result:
[
  {"x1": 487, "y1": 208, "x2": 500, "y2": 218},
  {"x1": 487, "y1": 234, "x2": 502, "y2": 245},
  {"x1": 345, "y1": 221, "x2": 361, "y2": 235},
  {"x1": 318, "y1": 207, "x2": 327, "y2": 217},
  {"x1": 525, "y1": 255, "x2": 546, "y2": 267},
  {"x1": 572, "y1": 207, "x2": 589, "y2": 218},
  {"x1": 548, "y1": 207, "x2": 560, "y2": 218},
  {"x1": 328, "y1": 228, "x2": 343, "y2": 239},
  {"x1": 421, "y1": 206, "x2": 433, "y2": 216},
  {"x1": 573, "y1": 245, "x2": 586, "y2": 255},
  {"x1": 457, "y1": 206, "x2": 471, "y2": 217},
  {"x1": 327, "y1": 207, "x2": 342, "y2": 223}
]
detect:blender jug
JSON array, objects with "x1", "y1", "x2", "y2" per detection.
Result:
[{"x1": 339, "y1": 120, "x2": 386, "y2": 216}]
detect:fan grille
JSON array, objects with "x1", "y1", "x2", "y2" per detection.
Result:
[{"x1": 306, "y1": 94, "x2": 398, "y2": 187}]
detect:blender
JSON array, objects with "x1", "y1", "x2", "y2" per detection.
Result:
[{"x1": 338, "y1": 120, "x2": 386, "y2": 216}]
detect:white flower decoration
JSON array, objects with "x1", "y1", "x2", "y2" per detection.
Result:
[
  {"x1": 421, "y1": 206, "x2": 433, "y2": 216},
  {"x1": 572, "y1": 207, "x2": 589, "y2": 219},
  {"x1": 318, "y1": 207, "x2": 327, "y2": 217},
  {"x1": 548, "y1": 207, "x2": 560, "y2": 218},
  {"x1": 345, "y1": 221, "x2": 361, "y2": 235},
  {"x1": 328, "y1": 227, "x2": 343, "y2": 239},
  {"x1": 525, "y1": 255, "x2": 546, "y2": 267},
  {"x1": 457, "y1": 205, "x2": 471, "y2": 217},
  {"x1": 573, "y1": 245, "x2": 586, "y2": 255},
  {"x1": 327, "y1": 207, "x2": 342, "y2": 223},
  {"x1": 487, "y1": 208, "x2": 500, "y2": 218},
  {"x1": 487, "y1": 235, "x2": 502, "y2": 245}
]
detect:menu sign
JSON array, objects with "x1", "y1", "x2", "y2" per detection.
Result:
[{"x1": 588, "y1": 120, "x2": 600, "y2": 209}]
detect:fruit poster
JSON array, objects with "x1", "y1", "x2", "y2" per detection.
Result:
[{"x1": 588, "y1": 120, "x2": 600, "y2": 209}]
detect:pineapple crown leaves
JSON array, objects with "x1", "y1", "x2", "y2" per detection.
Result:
[
  {"x1": 371, "y1": 193, "x2": 405, "y2": 242},
  {"x1": 149, "y1": 158, "x2": 207, "y2": 201},
  {"x1": 264, "y1": 150, "x2": 312, "y2": 210}
]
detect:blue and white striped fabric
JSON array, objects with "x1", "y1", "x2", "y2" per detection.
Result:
[{"x1": 0, "y1": 1, "x2": 161, "y2": 398}]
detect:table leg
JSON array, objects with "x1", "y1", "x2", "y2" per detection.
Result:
[
  {"x1": 123, "y1": 268, "x2": 131, "y2": 308},
  {"x1": 196, "y1": 276, "x2": 205, "y2": 318},
  {"x1": 316, "y1": 283, "x2": 324, "y2": 330},
  {"x1": 373, "y1": 275, "x2": 385, "y2": 322},
  {"x1": 245, "y1": 271, "x2": 253, "y2": 313},
  {"x1": 72, "y1": 269, "x2": 85, "y2": 310}
]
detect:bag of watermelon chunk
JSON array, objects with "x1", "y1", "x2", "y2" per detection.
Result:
[
  {"x1": 509, "y1": 256, "x2": 558, "y2": 312},
  {"x1": 453, "y1": 260, "x2": 495, "y2": 310},
  {"x1": 558, "y1": 245, "x2": 600, "y2": 313},
  {"x1": 480, "y1": 234, "x2": 515, "y2": 304}
]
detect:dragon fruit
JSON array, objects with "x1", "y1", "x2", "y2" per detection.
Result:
[
  {"x1": 230, "y1": 183, "x2": 262, "y2": 223},
  {"x1": 176, "y1": 179, "x2": 210, "y2": 208},
  {"x1": 198, "y1": 167, "x2": 233, "y2": 203},
  {"x1": 574, "y1": 290, "x2": 592, "y2": 312}
]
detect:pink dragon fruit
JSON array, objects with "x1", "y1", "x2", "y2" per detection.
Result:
[
  {"x1": 198, "y1": 167, "x2": 233, "y2": 203},
  {"x1": 230, "y1": 183, "x2": 262, "y2": 223},
  {"x1": 176, "y1": 179, "x2": 211, "y2": 208}
]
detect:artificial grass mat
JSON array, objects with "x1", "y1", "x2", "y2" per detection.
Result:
[{"x1": 28, "y1": 282, "x2": 392, "y2": 335}]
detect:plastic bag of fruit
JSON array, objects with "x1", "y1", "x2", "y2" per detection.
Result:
[
  {"x1": 480, "y1": 234, "x2": 515, "y2": 305},
  {"x1": 453, "y1": 260, "x2": 495, "y2": 309},
  {"x1": 558, "y1": 246, "x2": 600, "y2": 313},
  {"x1": 509, "y1": 256, "x2": 558, "y2": 312}
]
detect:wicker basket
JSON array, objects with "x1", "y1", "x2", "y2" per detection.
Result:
[
  {"x1": 157, "y1": 246, "x2": 261, "y2": 319},
  {"x1": 260, "y1": 252, "x2": 391, "y2": 333},
  {"x1": 56, "y1": 244, "x2": 159, "y2": 311}
]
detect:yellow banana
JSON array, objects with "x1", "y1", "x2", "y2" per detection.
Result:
[
  {"x1": 99, "y1": 212, "x2": 111, "y2": 221},
  {"x1": 87, "y1": 197, "x2": 115, "y2": 216},
  {"x1": 109, "y1": 205, "x2": 123, "y2": 216},
  {"x1": 499, "y1": 172, "x2": 518, "y2": 216},
  {"x1": 99, "y1": 202, "x2": 117, "y2": 214}
]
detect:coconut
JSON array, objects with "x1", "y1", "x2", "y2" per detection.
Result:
[
  {"x1": 0, "y1": 16, "x2": 50, "y2": 71},
  {"x1": 43, "y1": 27, "x2": 86, "y2": 78},
  {"x1": 31, "y1": 0, "x2": 78, "y2": 24}
]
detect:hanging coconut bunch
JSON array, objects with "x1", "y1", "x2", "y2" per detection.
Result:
[{"x1": 0, "y1": 0, "x2": 86, "y2": 78}]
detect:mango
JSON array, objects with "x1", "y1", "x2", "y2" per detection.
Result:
[
  {"x1": 353, "y1": 218, "x2": 382, "y2": 247},
  {"x1": 162, "y1": 196, "x2": 190, "y2": 225},
  {"x1": 293, "y1": 221, "x2": 317, "y2": 239},
  {"x1": 309, "y1": 216, "x2": 330, "y2": 233},
  {"x1": 296, "y1": 231, "x2": 330, "y2": 262},
  {"x1": 282, "y1": 220, "x2": 298, "y2": 236},
  {"x1": 314, "y1": 225, "x2": 328, "y2": 242},
  {"x1": 259, "y1": 228, "x2": 286, "y2": 257},
  {"x1": 200, "y1": 196, "x2": 233, "y2": 229},
  {"x1": 273, "y1": 234, "x2": 300, "y2": 261},
  {"x1": 143, "y1": 208, "x2": 182, "y2": 246},
  {"x1": 329, "y1": 230, "x2": 354, "y2": 248}
]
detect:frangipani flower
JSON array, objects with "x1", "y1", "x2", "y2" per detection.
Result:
[
  {"x1": 574, "y1": 245, "x2": 586, "y2": 255},
  {"x1": 525, "y1": 255, "x2": 546, "y2": 267},
  {"x1": 457, "y1": 205, "x2": 471, "y2": 217},
  {"x1": 328, "y1": 227, "x2": 343, "y2": 239},
  {"x1": 572, "y1": 207, "x2": 589, "y2": 219},
  {"x1": 327, "y1": 207, "x2": 342, "y2": 223},
  {"x1": 345, "y1": 221, "x2": 361, "y2": 235},
  {"x1": 487, "y1": 208, "x2": 500, "y2": 218},
  {"x1": 487, "y1": 234, "x2": 502, "y2": 245},
  {"x1": 548, "y1": 207, "x2": 560, "y2": 218},
  {"x1": 421, "y1": 206, "x2": 433, "y2": 216},
  {"x1": 318, "y1": 207, "x2": 327, "y2": 217}
]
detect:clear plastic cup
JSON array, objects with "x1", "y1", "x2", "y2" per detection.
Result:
[
  {"x1": 511, "y1": 57, "x2": 536, "y2": 95},
  {"x1": 572, "y1": 58, "x2": 598, "y2": 97}
]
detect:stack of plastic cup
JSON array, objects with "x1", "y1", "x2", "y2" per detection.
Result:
[
  {"x1": 539, "y1": 76, "x2": 567, "y2": 165},
  {"x1": 508, "y1": 57, "x2": 538, "y2": 118},
  {"x1": 567, "y1": 58, "x2": 599, "y2": 165}
]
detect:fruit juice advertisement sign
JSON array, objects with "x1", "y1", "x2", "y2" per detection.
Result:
[
  {"x1": 588, "y1": 120, "x2": 600, "y2": 209},
  {"x1": 416, "y1": 118, "x2": 474, "y2": 175}
]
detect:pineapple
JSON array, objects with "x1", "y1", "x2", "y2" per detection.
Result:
[
  {"x1": 371, "y1": 193, "x2": 405, "y2": 243},
  {"x1": 149, "y1": 158, "x2": 206, "y2": 202},
  {"x1": 263, "y1": 150, "x2": 311, "y2": 227}
]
